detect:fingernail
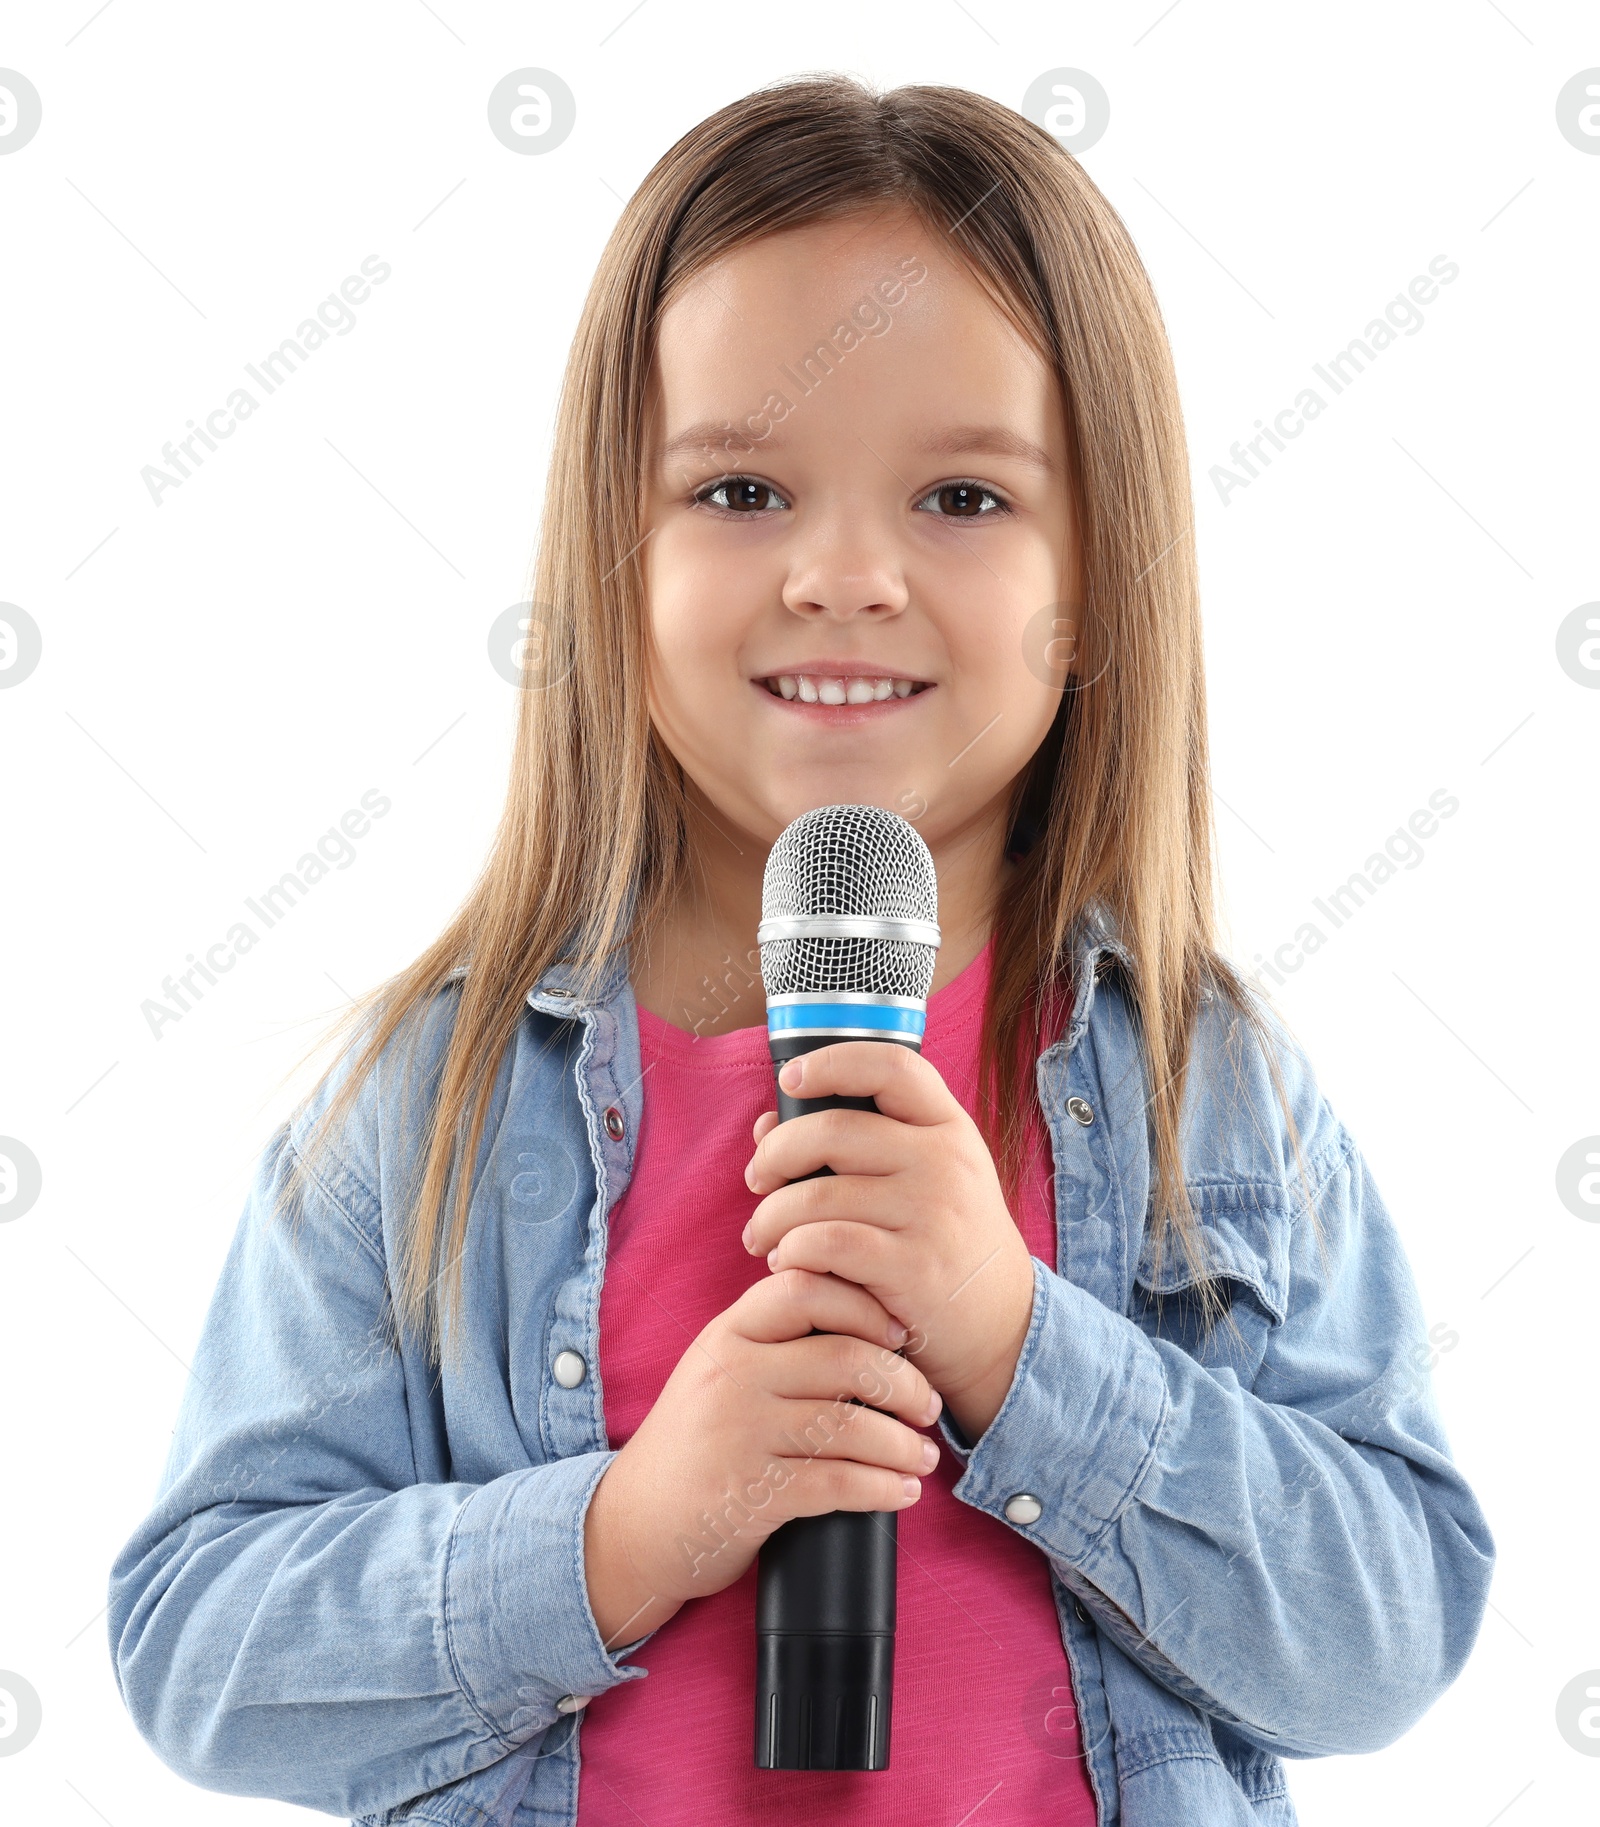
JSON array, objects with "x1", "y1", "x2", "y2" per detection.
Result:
[
  {"x1": 766, "y1": 1249, "x2": 780, "y2": 1270},
  {"x1": 779, "y1": 1059, "x2": 802, "y2": 1089},
  {"x1": 923, "y1": 1394, "x2": 942, "y2": 1425},
  {"x1": 920, "y1": 1439, "x2": 940, "y2": 1470},
  {"x1": 900, "y1": 1476, "x2": 922, "y2": 1500},
  {"x1": 740, "y1": 1223, "x2": 753, "y2": 1251},
  {"x1": 887, "y1": 1321, "x2": 909, "y2": 1346}
]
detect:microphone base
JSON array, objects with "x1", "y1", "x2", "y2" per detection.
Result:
[{"x1": 754, "y1": 1630, "x2": 895, "y2": 1770}]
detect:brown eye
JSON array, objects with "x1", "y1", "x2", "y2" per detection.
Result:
[
  {"x1": 698, "y1": 476, "x2": 787, "y2": 514},
  {"x1": 918, "y1": 481, "x2": 1005, "y2": 519}
]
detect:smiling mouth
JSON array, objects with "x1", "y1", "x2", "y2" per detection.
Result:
[{"x1": 756, "y1": 672, "x2": 934, "y2": 704}]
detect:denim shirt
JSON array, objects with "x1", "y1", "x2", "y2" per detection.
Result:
[{"x1": 108, "y1": 902, "x2": 1494, "y2": 1826}]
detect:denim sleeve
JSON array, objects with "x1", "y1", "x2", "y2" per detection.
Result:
[
  {"x1": 942, "y1": 1115, "x2": 1495, "y2": 1758},
  {"x1": 107, "y1": 1118, "x2": 642, "y2": 1820}
]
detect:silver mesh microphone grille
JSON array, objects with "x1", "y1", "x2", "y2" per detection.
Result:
[{"x1": 759, "y1": 805, "x2": 940, "y2": 1000}]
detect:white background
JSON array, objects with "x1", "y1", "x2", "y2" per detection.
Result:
[{"x1": 2, "y1": 1, "x2": 1596, "y2": 1822}]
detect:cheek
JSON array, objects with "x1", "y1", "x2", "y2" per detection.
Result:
[
  {"x1": 931, "y1": 606, "x2": 1064, "y2": 791},
  {"x1": 944, "y1": 603, "x2": 1061, "y2": 724},
  {"x1": 644, "y1": 531, "x2": 759, "y2": 737},
  {"x1": 649, "y1": 511, "x2": 769, "y2": 630}
]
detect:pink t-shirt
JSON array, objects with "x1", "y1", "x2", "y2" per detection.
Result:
[{"x1": 575, "y1": 937, "x2": 1097, "y2": 1825}]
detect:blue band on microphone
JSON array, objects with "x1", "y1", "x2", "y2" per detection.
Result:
[{"x1": 766, "y1": 1000, "x2": 926, "y2": 1040}]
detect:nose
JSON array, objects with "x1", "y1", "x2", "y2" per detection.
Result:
[{"x1": 780, "y1": 512, "x2": 909, "y2": 623}]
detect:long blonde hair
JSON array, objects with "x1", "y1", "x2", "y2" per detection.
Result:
[{"x1": 286, "y1": 73, "x2": 1311, "y2": 1356}]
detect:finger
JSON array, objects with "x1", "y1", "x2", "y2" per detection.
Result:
[
  {"x1": 761, "y1": 1331, "x2": 938, "y2": 1424},
  {"x1": 744, "y1": 1168, "x2": 904, "y2": 1257},
  {"x1": 765, "y1": 1218, "x2": 895, "y2": 1290},
  {"x1": 744, "y1": 1105, "x2": 914, "y2": 1195},
  {"x1": 730, "y1": 1266, "x2": 907, "y2": 1350},
  {"x1": 774, "y1": 1040, "x2": 960, "y2": 1126},
  {"x1": 770, "y1": 1397, "x2": 940, "y2": 1478},
  {"x1": 751, "y1": 1108, "x2": 780, "y2": 1145},
  {"x1": 773, "y1": 1456, "x2": 924, "y2": 1517}
]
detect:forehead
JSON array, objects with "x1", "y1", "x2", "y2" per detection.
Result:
[{"x1": 648, "y1": 210, "x2": 1058, "y2": 446}]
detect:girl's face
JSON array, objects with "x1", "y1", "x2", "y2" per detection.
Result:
[{"x1": 641, "y1": 207, "x2": 1078, "y2": 855}]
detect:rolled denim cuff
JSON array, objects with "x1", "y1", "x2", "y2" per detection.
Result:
[
  {"x1": 444, "y1": 1452, "x2": 646, "y2": 1743},
  {"x1": 950, "y1": 1258, "x2": 1170, "y2": 1565},
  {"x1": 937, "y1": 1405, "x2": 976, "y2": 1463}
]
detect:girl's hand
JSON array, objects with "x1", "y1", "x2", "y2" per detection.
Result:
[
  {"x1": 583, "y1": 1269, "x2": 940, "y2": 1649},
  {"x1": 743, "y1": 1042, "x2": 1037, "y2": 1444}
]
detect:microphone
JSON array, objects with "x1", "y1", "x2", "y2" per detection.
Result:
[{"x1": 752, "y1": 803, "x2": 941, "y2": 1772}]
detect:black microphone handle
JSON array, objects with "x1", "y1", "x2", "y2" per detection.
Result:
[{"x1": 754, "y1": 1029, "x2": 913, "y2": 1773}]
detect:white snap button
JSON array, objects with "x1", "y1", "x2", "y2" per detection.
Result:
[
  {"x1": 552, "y1": 1350, "x2": 587, "y2": 1389},
  {"x1": 555, "y1": 1693, "x2": 591, "y2": 1715},
  {"x1": 1004, "y1": 1492, "x2": 1043, "y2": 1525}
]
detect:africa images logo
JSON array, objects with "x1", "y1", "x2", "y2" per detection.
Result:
[{"x1": 139, "y1": 257, "x2": 392, "y2": 506}]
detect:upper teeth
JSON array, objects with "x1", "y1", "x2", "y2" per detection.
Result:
[{"x1": 765, "y1": 675, "x2": 922, "y2": 704}]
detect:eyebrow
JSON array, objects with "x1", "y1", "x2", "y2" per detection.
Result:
[
  {"x1": 914, "y1": 425, "x2": 1057, "y2": 473},
  {"x1": 654, "y1": 421, "x2": 1057, "y2": 473}
]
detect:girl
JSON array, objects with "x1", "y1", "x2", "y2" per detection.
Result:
[{"x1": 109, "y1": 76, "x2": 1493, "y2": 1827}]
